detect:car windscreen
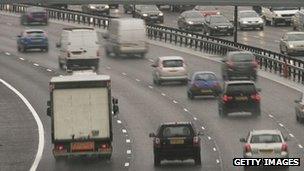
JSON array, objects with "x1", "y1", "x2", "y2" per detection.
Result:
[
  {"x1": 239, "y1": 12, "x2": 258, "y2": 18},
  {"x1": 139, "y1": 5, "x2": 159, "y2": 11},
  {"x1": 287, "y1": 34, "x2": 304, "y2": 41},
  {"x1": 162, "y1": 60, "x2": 183, "y2": 68},
  {"x1": 230, "y1": 53, "x2": 254, "y2": 62},
  {"x1": 26, "y1": 31, "x2": 45, "y2": 37},
  {"x1": 162, "y1": 125, "x2": 193, "y2": 137},
  {"x1": 211, "y1": 16, "x2": 229, "y2": 23},
  {"x1": 226, "y1": 84, "x2": 256, "y2": 95},
  {"x1": 195, "y1": 73, "x2": 216, "y2": 81},
  {"x1": 184, "y1": 12, "x2": 202, "y2": 18},
  {"x1": 250, "y1": 134, "x2": 282, "y2": 143}
]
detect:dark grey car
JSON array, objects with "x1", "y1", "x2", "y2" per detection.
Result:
[
  {"x1": 177, "y1": 10, "x2": 205, "y2": 31},
  {"x1": 221, "y1": 51, "x2": 258, "y2": 81},
  {"x1": 295, "y1": 92, "x2": 304, "y2": 123},
  {"x1": 203, "y1": 15, "x2": 233, "y2": 36},
  {"x1": 132, "y1": 5, "x2": 164, "y2": 24}
]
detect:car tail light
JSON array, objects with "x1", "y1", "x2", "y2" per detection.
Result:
[
  {"x1": 67, "y1": 52, "x2": 71, "y2": 57},
  {"x1": 97, "y1": 50, "x2": 100, "y2": 57},
  {"x1": 223, "y1": 95, "x2": 233, "y2": 103},
  {"x1": 55, "y1": 144, "x2": 65, "y2": 151},
  {"x1": 281, "y1": 143, "x2": 288, "y2": 152},
  {"x1": 251, "y1": 93, "x2": 261, "y2": 102},
  {"x1": 193, "y1": 136, "x2": 200, "y2": 147},
  {"x1": 244, "y1": 144, "x2": 251, "y2": 153},
  {"x1": 154, "y1": 138, "x2": 161, "y2": 148},
  {"x1": 98, "y1": 143, "x2": 111, "y2": 151}
]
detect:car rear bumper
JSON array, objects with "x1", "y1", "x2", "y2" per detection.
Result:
[
  {"x1": 189, "y1": 87, "x2": 220, "y2": 96},
  {"x1": 240, "y1": 23, "x2": 263, "y2": 28},
  {"x1": 227, "y1": 70, "x2": 257, "y2": 79},
  {"x1": 223, "y1": 103, "x2": 260, "y2": 113},
  {"x1": 66, "y1": 58, "x2": 99, "y2": 69},
  {"x1": 159, "y1": 75, "x2": 188, "y2": 82},
  {"x1": 155, "y1": 148, "x2": 199, "y2": 159},
  {"x1": 187, "y1": 24, "x2": 203, "y2": 31},
  {"x1": 53, "y1": 150, "x2": 112, "y2": 157},
  {"x1": 118, "y1": 46, "x2": 148, "y2": 54},
  {"x1": 211, "y1": 28, "x2": 233, "y2": 35},
  {"x1": 23, "y1": 44, "x2": 48, "y2": 49}
]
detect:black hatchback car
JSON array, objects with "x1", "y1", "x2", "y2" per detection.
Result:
[
  {"x1": 177, "y1": 10, "x2": 205, "y2": 31},
  {"x1": 203, "y1": 15, "x2": 233, "y2": 36},
  {"x1": 218, "y1": 81, "x2": 261, "y2": 117},
  {"x1": 133, "y1": 5, "x2": 164, "y2": 23},
  {"x1": 149, "y1": 122, "x2": 202, "y2": 166},
  {"x1": 20, "y1": 6, "x2": 48, "y2": 25},
  {"x1": 221, "y1": 51, "x2": 258, "y2": 81}
]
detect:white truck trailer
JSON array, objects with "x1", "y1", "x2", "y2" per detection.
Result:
[{"x1": 47, "y1": 71, "x2": 118, "y2": 160}]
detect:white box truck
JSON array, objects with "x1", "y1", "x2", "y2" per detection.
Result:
[{"x1": 47, "y1": 71, "x2": 118, "y2": 160}]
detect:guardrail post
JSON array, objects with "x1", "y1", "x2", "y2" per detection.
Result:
[{"x1": 283, "y1": 59, "x2": 288, "y2": 78}]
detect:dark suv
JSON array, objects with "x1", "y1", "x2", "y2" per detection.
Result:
[
  {"x1": 149, "y1": 122, "x2": 202, "y2": 166},
  {"x1": 20, "y1": 6, "x2": 48, "y2": 25},
  {"x1": 203, "y1": 15, "x2": 233, "y2": 36},
  {"x1": 221, "y1": 51, "x2": 258, "y2": 81},
  {"x1": 218, "y1": 81, "x2": 261, "y2": 117},
  {"x1": 133, "y1": 5, "x2": 164, "y2": 23}
]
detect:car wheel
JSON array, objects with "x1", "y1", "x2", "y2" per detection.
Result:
[
  {"x1": 45, "y1": 47, "x2": 49, "y2": 52},
  {"x1": 194, "y1": 154, "x2": 201, "y2": 165},
  {"x1": 187, "y1": 91, "x2": 194, "y2": 100},
  {"x1": 260, "y1": 26, "x2": 264, "y2": 31},
  {"x1": 154, "y1": 155, "x2": 161, "y2": 166}
]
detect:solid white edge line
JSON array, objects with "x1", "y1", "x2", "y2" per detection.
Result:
[
  {"x1": 33, "y1": 63, "x2": 39, "y2": 66},
  {"x1": 289, "y1": 133, "x2": 294, "y2": 138},
  {"x1": 0, "y1": 79, "x2": 44, "y2": 171},
  {"x1": 278, "y1": 123, "x2": 284, "y2": 127},
  {"x1": 19, "y1": 57, "x2": 25, "y2": 60},
  {"x1": 46, "y1": 69, "x2": 52, "y2": 72}
]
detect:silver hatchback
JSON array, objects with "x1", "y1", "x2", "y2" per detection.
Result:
[
  {"x1": 152, "y1": 56, "x2": 188, "y2": 85},
  {"x1": 240, "y1": 130, "x2": 289, "y2": 159}
]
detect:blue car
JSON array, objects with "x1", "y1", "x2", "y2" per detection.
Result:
[
  {"x1": 187, "y1": 71, "x2": 221, "y2": 99},
  {"x1": 17, "y1": 29, "x2": 49, "y2": 52}
]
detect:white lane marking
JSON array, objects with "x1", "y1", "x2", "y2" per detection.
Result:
[
  {"x1": 193, "y1": 117, "x2": 197, "y2": 120},
  {"x1": 106, "y1": 66, "x2": 111, "y2": 69},
  {"x1": 183, "y1": 108, "x2": 188, "y2": 112},
  {"x1": 122, "y1": 129, "x2": 127, "y2": 133},
  {"x1": 46, "y1": 69, "x2": 52, "y2": 72},
  {"x1": 298, "y1": 144, "x2": 303, "y2": 149},
  {"x1": 5, "y1": 52, "x2": 10, "y2": 55},
  {"x1": 0, "y1": 79, "x2": 44, "y2": 171},
  {"x1": 148, "y1": 59, "x2": 154, "y2": 62},
  {"x1": 117, "y1": 120, "x2": 122, "y2": 124},
  {"x1": 289, "y1": 133, "x2": 294, "y2": 138},
  {"x1": 148, "y1": 85, "x2": 153, "y2": 89},
  {"x1": 124, "y1": 162, "x2": 130, "y2": 167},
  {"x1": 161, "y1": 93, "x2": 166, "y2": 96},
  {"x1": 33, "y1": 63, "x2": 39, "y2": 67},
  {"x1": 126, "y1": 139, "x2": 131, "y2": 143},
  {"x1": 19, "y1": 57, "x2": 25, "y2": 61},
  {"x1": 268, "y1": 114, "x2": 274, "y2": 118},
  {"x1": 278, "y1": 123, "x2": 284, "y2": 127},
  {"x1": 201, "y1": 126, "x2": 205, "y2": 130},
  {"x1": 213, "y1": 147, "x2": 217, "y2": 152},
  {"x1": 207, "y1": 136, "x2": 211, "y2": 140},
  {"x1": 173, "y1": 100, "x2": 178, "y2": 104},
  {"x1": 122, "y1": 72, "x2": 127, "y2": 76},
  {"x1": 135, "y1": 79, "x2": 140, "y2": 82},
  {"x1": 216, "y1": 159, "x2": 220, "y2": 164},
  {"x1": 127, "y1": 150, "x2": 132, "y2": 154}
]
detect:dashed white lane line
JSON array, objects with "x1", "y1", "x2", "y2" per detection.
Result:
[
  {"x1": 135, "y1": 79, "x2": 140, "y2": 82},
  {"x1": 33, "y1": 63, "x2": 39, "y2": 67},
  {"x1": 173, "y1": 100, "x2": 178, "y2": 104},
  {"x1": 289, "y1": 133, "x2": 295, "y2": 138},
  {"x1": 201, "y1": 126, "x2": 205, "y2": 130},
  {"x1": 46, "y1": 69, "x2": 52, "y2": 72},
  {"x1": 126, "y1": 139, "x2": 131, "y2": 143},
  {"x1": 117, "y1": 120, "x2": 122, "y2": 124},
  {"x1": 19, "y1": 57, "x2": 25, "y2": 60},
  {"x1": 183, "y1": 108, "x2": 189, "y2": 112},
  {"x1": 122, "y1": 129, "x2": 127, "y2": 133},
  {"x1": 124, "y1": 162, "x2": 130, "y2": 167},
  {"x1": 127, "y1": 150, "x2": 132, "y2": 154},
  {"x1": 278, "y1": 123, "x2": 284, "y2": 127},
  {"x1": 0, "y1": 79, "x2": 44, "y2": 171},
  {"x1": 298, "y1": 144, "x2": 303, "y2": 149},
  {"x1": 161, "y1": 93, "x2": 166, "y2": 96},
  {"x1": 122, "y1": 72, "x2": 127, "y2": 76},
  {"x1": 5, "y1": 52, "x2": 10, "y2": 55},
  {"x1": 268, "y1": 114, "x2": 274, "y2": 118},
  {"x1": 207, "y1": 136, "x2": 211, "y2": 140},
  {"x1": 106, "y1": 66, "x2": 111, "y2": 69},
  {"x1": 148, "y1": 85, "x2": 153, "y2": 89},
  {"x1": 216, "y1": 159, "x2": 220, "y2": 164},
  {"x1": 213, "y1": 148, "x2": 217, "y2": 152},
  {"x1": 193, "y1": 117, "x2": 197, "y2": 120},
  {"x1": 148, "y1": 59, "x2": 154, "y2": 62}
]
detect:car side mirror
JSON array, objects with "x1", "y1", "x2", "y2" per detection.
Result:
[
  {"x1": 256, "y1": 88, "x2": 262, "y2": 92},
  {"x1": 47, "y1": 107, "x2": 51, "y2": 117},
  {"x1": 149, "y1": 133, "x2": 155, "y2": 137},
  {"x1": 56, "y1": 42, "x2": 61, "y2": 48},
  {"x1": 239, "y1": 138, "x2": 246, "y2": 142}
]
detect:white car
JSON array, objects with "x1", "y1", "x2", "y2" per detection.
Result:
[
  {"x1": 262, "y1": 7, "x2": 299, "y2": 26},
  {"x1": 238, "y1": 10, "x2": 264, "y2": 30},
  {"x1": 240, "y1": 130, "x2": 289, "y2": 159}
]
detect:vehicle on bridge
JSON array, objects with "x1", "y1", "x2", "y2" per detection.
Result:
[
  {"x1": 47, "y1": 71, "x2": 119, "y2": 160},
  {"x1": 149, "y1": 122, "x2": 202, "y2": 166},
  {"x1": 238, "y1": 10, "x2": 264, "y2": 31},
  {"x1": 177, "y1": 10, "x2": 205, "y2": 31},
  {"x1": 81, "y1": 4, "x2": 110, "y2": 15},
  {"x1": 187, "y1": 71, "x2": 221, "y2": 99},
  {"x1": 292, "y1": 10, "x2": 304, "y2": 31},
  {"x1": 262, "y1": 7, "x2": 299, "y2": 26},
  {"x1": 132, "y1": 5, "x2": 164, "y2": 24},
  {"x1": 193, "y1": 5, "x2": 221, "y2": 17},
  {"x1": 279, "y1": 32, "x2": 304, "y2": 56},
  {"x1": 152, "y1": 56, "x2": 188, "y2": 85},
  {"x1": 20, "y1": 6, "x2": 48, "y2": 25},
  {"x1": 17, "y1": 29, "x2": 49, "y2": 52},
  {"x1": 56, "y1": 27, "x2": 100, "y2": 71},
  {"x1": 170, "y1": 5, "x2": 195, "y2": 13},
  {"x1": 203, "y1": 14, "x2": 233, "y2": 36},
  {"x1": 294, "y1": 92, "x2": 304, "y2": 123},
  {"x1": 218, "y1": 80, "x2": 261, "y2": 117}
]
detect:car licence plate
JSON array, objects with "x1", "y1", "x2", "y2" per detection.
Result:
[
  {"x1": 259, "y1": 149, "x2": 273, "y2": 154},
  {"x1": 170, "y1": 139, "x2": 184, "y2": 145},
  {"x1": 71, "y1": 142, "x2": 94, "y2": 151},
  {"x1": 235, "y1": 96, "x2": 248, "y2": 101}
]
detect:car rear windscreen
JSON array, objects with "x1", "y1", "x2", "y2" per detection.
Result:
[
  {"x1": 250, "y1": 134, "x2": 282, "y2": 143},
  {"x1": 162, "y1": 125, "x2": 193, "y2": 137},
  {"x1": 226, "y1": 83, "x2": 256, "y2": 95},
  {"x1": 162, "y1": 60, "x2": 183, "y2": 68},
  {"x1": 230, "y1": 53, "x2": 254, "y2": 62}
]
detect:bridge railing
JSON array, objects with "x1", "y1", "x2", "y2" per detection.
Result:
[{"x1": 1, "y1": 3, "x2": 304, "y2": 84}]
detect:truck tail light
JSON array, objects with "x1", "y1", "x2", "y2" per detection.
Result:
[
  {"x1": 281, "y1": 143, "x2": 288, "y2": 152},
  {"x1": 250, "y1": 93, "x2": 261, "y2": 102},
  {"x1": 223, "y1": 95, "x2": 233, "y2": 103},
  {"x1": 154, "y1": 138, "x2": 161, "y2": 148},
  {"x1": 193, "y1": 136, "x2": 200, "y2": 147},
  {"x1": 244, "y1": 144, "x2": 251, "y2": 153}
]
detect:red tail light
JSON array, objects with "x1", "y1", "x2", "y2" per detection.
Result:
[
  {"x1": 281, "y1": 143, "x2": 288, "y2": 152},
  {"x1": 223, "y1": 95, "x2": 233, "y2": 103},
  {"x1": 154, "y1": 138, "x2": 161, "y2": 148},
  {"x1": 250, "y1": 93, "x2": 261, "y2": 102},
  {"x1": 244, "y1": 144, "x2": 251, "y2": 153},
  {"x1": 227, "y1": 60, "x2": 234, "y2": 68},
  {"x1": 193, "y1": 136, "x2": 200, "y2": 147}
]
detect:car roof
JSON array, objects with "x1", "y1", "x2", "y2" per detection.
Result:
[
  {"x1": 250, "y1": 129, "x2": 282, "y2": 135},
  {"x1": 159, "y1": 56, "x2": 184, "y2": 61},
  {"x1": 161, "y1": 122, "x2": 192, "y2": 126},
  {"x1": 193, "y1": 71, "x2": 216, "y2": 75},
  {"x1": 225, "y1": 80, "x2": 255, "y2": 85},
  {"x1": 227, "y1": 51, "x2": 253, "y2": 55}
]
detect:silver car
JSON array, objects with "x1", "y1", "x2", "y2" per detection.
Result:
[
  {"x1": 279, "y1": 31, "x2": 304, "y2": 55},
  {"x1": 238, "y1": 10, "x2": 264, "y2": 30},
  {"x1": 294, "y1": 92, "x2": 304, "y2": 123},
  {"x1": 152, "y1": 56, "x2": 188, "y2": 85},
  {"x1": 240, "y1": 130, "x2": 289, "y2": 159}
]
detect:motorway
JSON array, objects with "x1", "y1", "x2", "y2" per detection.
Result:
[{"x1": 0, "y1": 5, "x2": 303, "y2": 171}]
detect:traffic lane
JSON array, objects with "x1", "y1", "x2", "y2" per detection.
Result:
[
  {"x1": 102, "y1": 63, "x2": 220, "y2": 171},
  {"x1": 0, "y1": 53, "x2": 128, "y2": 170},
  {"x1": 97, "y1": 44, "x2": 303, "y2": 170},
  {"x1": 0, "y1": 75, "x2": 37, "y2": 171}
]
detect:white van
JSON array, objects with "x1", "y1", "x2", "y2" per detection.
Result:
[
  {"x1": 56, "y1": 27, "x2": 100, "y2": 70},
  {"x1": 104, "y1": 18, "x2": 148, "y2": 58}
]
